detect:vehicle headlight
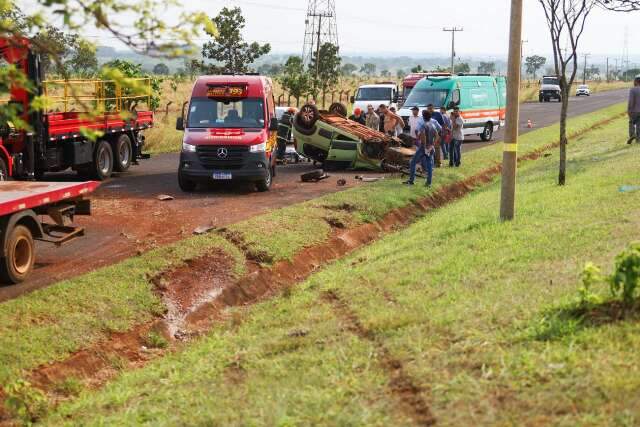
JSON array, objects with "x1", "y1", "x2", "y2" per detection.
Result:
[
  {"x1": 250, "y1": 142, "x2": 266, "y2": 153},
  {"x1": 182, "y1": 142, "x2": 196, "y2": 153}
]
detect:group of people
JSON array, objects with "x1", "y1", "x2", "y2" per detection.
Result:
[{"x1": 349, "y1": 103, "x2": 465, "y2": 187}]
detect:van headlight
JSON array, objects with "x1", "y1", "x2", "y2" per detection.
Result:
[
  {"x1": 250, "y1": 142, "x2": 266, "y2": 153},
  {"x1": 182, "y1": 142, "x2": 196, "y2": 153}
]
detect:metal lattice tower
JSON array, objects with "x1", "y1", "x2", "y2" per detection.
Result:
[{"x1": 302, "y1": 0, "x2": 339, "y2": 67}]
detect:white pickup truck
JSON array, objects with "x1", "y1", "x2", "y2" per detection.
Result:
[{"x1": 351, "y1": 83, "x2": 399, "y2": 113}]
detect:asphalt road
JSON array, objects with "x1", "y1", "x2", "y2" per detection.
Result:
[{"x1": 0, "y1": 88, "x2": 628, "y2": 302}]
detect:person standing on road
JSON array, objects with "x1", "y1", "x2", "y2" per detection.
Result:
[
  {"x1": 408, "y1": 106, "x2": 422, "y2": 146},
  {"x1": 276, "y1": 107, "x2": 296, "y2": 161},
  {"x1": 429, "y1": 104, "x2": 448, "y2": 161},
  {"x1": 390, "y1": 106, "x2": 404, "y2": 136},
  {"x1": 450, "y1": 107, "x2": 464, "y2": 167},
  {"x1": 627, "y1": 76, "x2": 640, "y2": 144},
  {"x1": 349, "y1": 107, "x2": 366, "y2": 125},
  {"x1": 379, "y1": 104, "x2": 405, "y2": 137},
  {"x1": 404, "y1": 110, "x2": 436, "y2": 187},
  {"x1": 365, "y1": 104, "x2": 380, "y2": 131},
  {"x1": 440, "y1": 106, "x2": 452, "y2": 164}
]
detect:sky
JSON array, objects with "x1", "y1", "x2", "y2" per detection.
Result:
[{"x1": 24, "y1": 0, "x2": 640, "y2": 62}]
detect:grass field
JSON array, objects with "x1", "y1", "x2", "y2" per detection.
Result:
[
  {"x1": 0, "y1": 104, "x2": 627, "y2": 423},
  {"x1": 41, "y1": 113, "x2": 640, "y2": 425}
]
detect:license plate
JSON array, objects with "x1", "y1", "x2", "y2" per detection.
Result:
[{"x1": 212, "y1": 172, "x2": 232, "y2": 180}]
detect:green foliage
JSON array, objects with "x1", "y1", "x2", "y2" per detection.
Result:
[
  {"x1": 454, "y1": 62, "x2": 471, "y2": 74},
  {"x1": 145, "y1": 331, "x2": 168, "y2": 349},
  {"x1": 53, "y1": 377, "x2": 83, "y2": 397},
  {"x1": 411, "y1": 64, "x2": 423, "y2": 73},
  {"x1": 526, "y1": 55, "x2": 547, "y2": 79},
  {"x1": 101, "y1": 59, "x2": 163, "y2": 111},
  {"x1": 579, "y1": 262, "x2": 603, "y2": 306},
  {"x1": 68, "y1": 39, "x2": 98, "y2": 78},
  {"x1": 478, "y1": 61, "x2": 496, "y2": 74},
  {"x1": 152, "y1": 63, "x2": 170, "y2": 76},
  {"x1": 279, "y1": 56, "x2": 312, "y2": 100},
  {"x1": 201, "y1": 7, "x2": 271, "y2": 74},
  {"x1": 610, "y1": 242, "x2": 640, "y2": 304},
  {"x1": 4, "y1": 379, "x2": 48, "y2": 424},
  {"x1": 360, "y1": 63, "x2": 376, "y2": 77},
  {"x1": 309, "y1": 42, "x2": 341, "y2": 93},
  {"x1": 340, "y1": 63, "x2": 357, "y2": 76}
]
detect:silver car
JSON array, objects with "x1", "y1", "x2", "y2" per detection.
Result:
[{"x1": 576, "y1": 84, "x2": 591, "y2": 96}]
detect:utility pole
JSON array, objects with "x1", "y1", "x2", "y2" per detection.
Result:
[
  {"x1": 306, "y1": 11, "x2": 332, "y2": 92},
  {"x1": 499, "y1": 0, "x2": 523, "y2": 221},
  {"x1": 582, "y1": 53, "x2": 590, "y2": 84},
  {"x1": 443, "y1": 27, "x2": 463, "y2": 74},
  {"x1": 606, "y1": 57, "x2": 609, "y2": 82}
]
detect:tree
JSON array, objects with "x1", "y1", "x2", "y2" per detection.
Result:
[
  {"x1": 411, "y1": 65, "x2": 424, "y2": 73},
  {"x1": 184, "y1": 58, "x2": 202, "y2": 80},
  {"x1": 396, "y1": 69, "x2": 406, "y2": 79},
  {"x1": 478, "y1": 62, "x2": 496, "y2": 74},
  {"x1": 279, "y1": 56, "x2": 312, "y2": 102},
  {"x1": 380, "y1": 70, "x2": 391, "y2": 78},
  {"x1": 309, "y1": 42, "x2": 341, "y2": 94},
  {"x1": 68, "y1": 39, "x2": 98, "y2": 77},
  {"x1": 454, "y1": 62, "x2": 470, "y2": 74},
  {"x1": 153, "y1": 63, "x2": 170, "y2": 75},
  {"x1": 525, "y1": 55, "x2": 546, "y2": 79},
  {"x1": 32, "y1": 26, "x2": 79, "y2": 76},
  {"x1": 624, "y1": 68, "x2": 640, "y2": 81},
  {"x1": 539, "y1": 0, "x2": 640, "y2": 185},
  {"x1": 102, "y1": 59, "x2": 163, "y2": 111},
  {"x1": 340, "y1": 63, "x2": 357, "y2": 76},
  {"x1": 202, "y1": 7, "x2": 271, "y2": 74},
  {"x1": 360, "y1": 63, "x2": 377, "y2": 77}
]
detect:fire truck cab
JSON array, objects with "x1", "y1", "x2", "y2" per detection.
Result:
[{"x1": 177, "y1": 75, "x2": 279, "y2": 192}]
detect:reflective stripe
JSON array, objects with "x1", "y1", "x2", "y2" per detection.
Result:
[{"x1": 503, "y1": 143, "x2": 518, "y2": 153}]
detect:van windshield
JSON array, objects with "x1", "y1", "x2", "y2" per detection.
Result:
[
  {"x1": 187, "y1": 97, "x2": 265, "y2": 129},
  {"x1": 542, "y1": 77, "x2": 558, "y2": 85},
  {"x1": 356, "y1": 87, "x2": 392, "y2": 101},
  {"x1": 403, "y1": 89, "x2": 449, "y2": 108}
]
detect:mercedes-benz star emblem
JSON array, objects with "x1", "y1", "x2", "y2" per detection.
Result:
[{"x1": 217, "y1": 147, "x2": 228, "y2": 159}]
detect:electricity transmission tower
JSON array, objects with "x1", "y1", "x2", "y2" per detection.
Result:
[{"x1": 302, "y1": 0, "x2": 339, "y2": 71}]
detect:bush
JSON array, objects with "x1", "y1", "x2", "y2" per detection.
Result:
[
  {"x1": 4, "y1": 379, "x2": 48, "y2": 424},
  {"x1": 610, "y1": 242, "x2": 640, "y2": 304}
]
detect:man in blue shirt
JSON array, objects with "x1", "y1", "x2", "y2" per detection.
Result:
[
  {"x1": 404, "y1": 110, "x2": 437, "y2": 187},
  {"x1": 428, "y1": 104, "x2": 447, "y2": 164}
]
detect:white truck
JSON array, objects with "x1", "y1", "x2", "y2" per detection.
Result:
[
  {"x1": 539, "y1": 76, "x2": 562, "y2": 102},
  {"x1": 351, "y1": 83, "x2": 399, "y2": 113}
]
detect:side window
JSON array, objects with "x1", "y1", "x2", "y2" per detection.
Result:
[{"x1": 451, "y1": 89, "x2": 461, "y2": 106}]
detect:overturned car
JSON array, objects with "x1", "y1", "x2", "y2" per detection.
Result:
[{"x1": 292, "y1": 103, "x2": 413, "y2": 171}]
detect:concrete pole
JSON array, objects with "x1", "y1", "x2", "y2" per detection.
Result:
[{"x1": 499, "y1": 0, "x2": 523, "y2": 221}]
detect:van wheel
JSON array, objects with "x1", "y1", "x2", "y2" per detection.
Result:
[
  {"x1": 113, "y1": 134, "x2": 133, "y2": 172},
  {"x1": 480, "y1": 123, "x2": 494, "y2": 142},
  {"x1": 92, "y1": 140, "x2": 114, "y2": 181},
  {"x1": 328, "y1": 102, "x2": 348, "y2": 117},
  {"x1": 178, "y1": 171, "x2": 197, "y2": 192},
  {"x1": 256, "y1": 166, "x2": 272, "y2": 192},
  {"x1": 296, "y1": 104, "x2": 319, "y2": 130},
  {"x1": 0, "y1": 225, "x2": 35, "y2": 284},
  {"x1": 0, "y1": 157, "x2": 9, "y2": 181}
]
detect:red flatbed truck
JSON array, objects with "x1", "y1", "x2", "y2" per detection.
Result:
[
  {"x1": 0, "y1": 37, "x2": 153, "y2": 181},
  {"x1": 0, "y1": 180, "x2": 98, "y2": 283}
]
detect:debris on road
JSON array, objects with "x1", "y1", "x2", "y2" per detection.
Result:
[
  {"x1": 355, "y1": 175, "x2": 385, "y2": 183},
  {"x1": 156, "y1": 194, "x2": 174, "y2": 201},
  {"x1": 619, "y1": 185, "x2": 640, "y2": 193},
  {"x1": 301, "y1": 170, "x2": 330, "y2": 182},
  {"x1": 337, "y1": 179, "x2": 347, "y2": 186},
  {"x1": 193, "y1": 225, "x2": 215, "y2": 235}
]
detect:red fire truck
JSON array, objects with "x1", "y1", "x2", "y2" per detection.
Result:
[
  {"x1": 0, "y1": 37, "x2": 153, "y2": 181},
  {"x1": 0, "y1": 180, "x2": 98, "y2": 283}
]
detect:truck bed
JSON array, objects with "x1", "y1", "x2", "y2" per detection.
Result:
[
  {"x1": 0, "y1": 181, "x2": 99, "y2": 216},
  {"x1": 45, "y1": 111, "x2": 153, "y2": 142}
]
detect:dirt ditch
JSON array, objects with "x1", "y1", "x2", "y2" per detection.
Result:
[{"x1": 4, "y1": 114, "x2": 624, "y2": 422}]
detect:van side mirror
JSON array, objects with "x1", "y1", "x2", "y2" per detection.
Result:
[
  {"x1": 176, "y1": 117, "x2": 185, "y2": 131},
  {"x1": 269, "y1": 117, "x2": 279, "y2": 131},
  {"x1": 393, "y1": 94, "x2": 399, "y2": 103},
  {"x1": 350, "y1": 96, "x2": 355, "y2": 104}
]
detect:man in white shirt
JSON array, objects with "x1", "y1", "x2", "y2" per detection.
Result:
[
  {"x1": 450, "y1": 107, "x2": 464, "y2": 167},
  {"x1": 408, "y1": 106, "x2": 422, "y2": 146}
]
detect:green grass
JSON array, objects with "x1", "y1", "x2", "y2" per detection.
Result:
[
  {"x1": 0, "y1": 103, "x2": 626, "y2": 415},
  {"x1": 40, "y1": 115, "x2": 640, "y2": 425}
]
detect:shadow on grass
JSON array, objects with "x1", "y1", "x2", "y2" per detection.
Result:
[{"x1": 531, "y1": 299, "x2": 640, "y2": 341}]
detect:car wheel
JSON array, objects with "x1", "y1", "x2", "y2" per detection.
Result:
[
  {"x1": 92, "y1": 140, "x2": 114, "y2": 181},
  {"x1": 256, "y1": 165, "x2": 272, "y2": 192},
  {"x1": 0, "y1": 224, "x2": 35, "y2": 284},
  {"x1": 328, "y1": 102, "x2": 348, "y2": 117},
  {"x1": 296, "y1": 104, "x2": 319, "y2": 130},
  {"x1": 113, "y1": 134, "x2": 133, "y2": 172},
  {"x1": 178, "y1": 170, "x2": 197, "y2": 192},
  {"x1": 480, "y1": 123, "x2": 494, "y2": 142}
]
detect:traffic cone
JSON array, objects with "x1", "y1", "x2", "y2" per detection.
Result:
[{"x1": 527, "y1": 120, "x2": 533, "y2": 128}]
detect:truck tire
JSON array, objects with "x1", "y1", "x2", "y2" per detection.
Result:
[
  {"x1": 256, "y1": 166, "x2": 273, "y2": 192},
  {"x1": 92, "y1": 140, "x2": 114, "y2": 181},
  {"x1": 113, "y1": 134, "x2": 133, "y2": 172},
  {"x1": 328, "y1": 102, "x2": 348, "y2": 117},
  {"x1": 0, "y1": 224, "x2": 35, "y2": 284},
  {"x1": 480, "y1": 123, "x2": 494, "y2": 142},
  {"x1": 296, "y1": 104, "x2": 319, "y2": 130},
  {"x1": 0, "y1": 157, "x2": 8, "y2": 181},
  {"x1": 178, "y1": 171, "x2": 197, "y2": 192}
]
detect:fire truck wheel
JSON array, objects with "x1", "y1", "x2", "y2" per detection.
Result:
[
  {"x1": 92, "y1": 140, "x2": 114, "y2": 181},
  {"x1": 0, "y1": 225, "x2": 35, "y2": 284},
  {"x1": 256, "y1": 166, "x2": 273, "y2": 192},
  {"x1": 0, "y1": 157, "x2": 8, "y2": 181},
  {"x1": 328, "y1": 102, "x2": 348, "y2": 117},
  {"x1": 178, "y1": 171, "x2": 197, "y2": 192},
  {"x1": 113, "y1": 134, "x2": 133, "y2": 172}
]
